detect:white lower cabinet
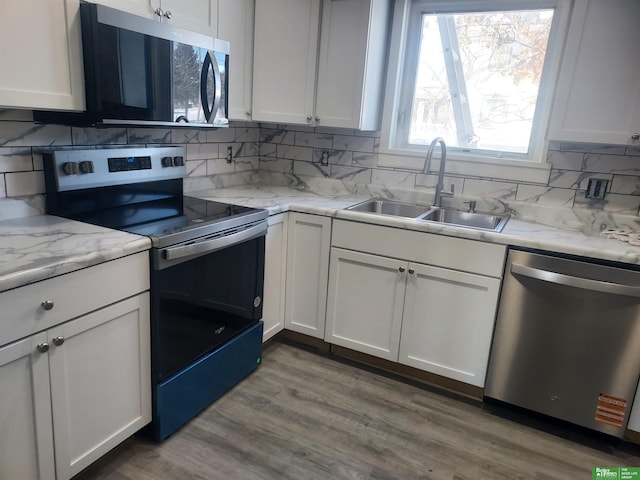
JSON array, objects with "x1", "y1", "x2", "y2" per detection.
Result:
[
  {"x1": 325, "y1": 249, "x2": 405, "y2": 361},
  {"x1": 0, "y1": 294, "x2": 151, "y2": 480},
  {"x1": 284, "y1": 213, "x2": 332, "y2": 338},
  {"x1": 327, "y1": 219, "x2": 505, "y2": 388},
  {"x1": 0, "y1": 253, "x2": 150, "y2": 480},
  {"x1": 49, "y1": 294, "x2": 151, "y2": 479},
  {"x1": 0, "y1": 333, "x2": 55, "y2": 480},
  {"x1": 399, "y1": 263, "x2": 501, "y2": 387},
  {"x1": 262, "y1": 213, "x2": 288, "y2": 341}
]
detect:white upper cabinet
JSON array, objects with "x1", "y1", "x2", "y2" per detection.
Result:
[
  {"x1": 92, "y1": 0, "x2": 218, "y2": 35},
  {"x1": 161, "y1": 0, "x2": 218, "y2": 36},
  {"x1": 0, "y1": 0, "x2": 85, "y2": 111},
  {"x1": 218, "y1": 0, "x2": 254, "y2": 121},
  {"x1": 550, "y1": 0, "x2": 640, "y2": 145},
  {"x1": 252, "y1": 0, "x2": 390, "y2": 129},
  {"x1": 252, "y1": 0, "x2": 321, "y2": 125},
  {"x1": 315, "y1": 0, "x2": 391, "y2": 130},
  {"x1": 90, "y1": 0, "x2": 157, "y2": 19}
]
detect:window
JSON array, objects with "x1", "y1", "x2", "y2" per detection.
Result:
[{"x1": 384, "y1": 0, "x2": 570, "y2": 165}]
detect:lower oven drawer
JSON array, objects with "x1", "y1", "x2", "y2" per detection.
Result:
[{"x1": 153, "y1": 321, "x2": 263, "y2": 441}]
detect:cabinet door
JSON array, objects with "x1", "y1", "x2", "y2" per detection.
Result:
[
  {"x1": 218, "y1": 0, "x2": 254, "y2": 121},
  {"x1": 0, "y1": 334, "x2": 55, "y2": 480},
  {"x1": 284, "y1": 213, "x2": 331, "y2": 338},
  {"x1": 325, "y1": 248, "x2": 406, "y2": 362},
  {"x1": 162, "y1": 0, "x2": 218, "y2": 36},
  {"x1": 263, "y1": 213, "x2": 288, "y2": 342},
  {"x1": 48, "y1": 294, "x2": 151, "y2": 480},
  {"x1": 315, "y1": 0, "x2": 390, "y2": 130},
  {"x1": 550, "y1": 0, "x2": 640, "y2": 145},
  {"x1": 252, "y1": 0, "x2": 320, "y2": 124},
  {"x1": 90, "y1": 0, "x2": 157, "y2": 19},
  {"x1": 399, "y1": 263, "x2": 501, "y2": 387},
  {"x1": 0, "y1": 0, "x2": 84, "y2": 111}
]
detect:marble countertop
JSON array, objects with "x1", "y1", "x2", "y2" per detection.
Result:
[
  {"x1": 0, "y1": 215, "x2": 151, "y2": 293},
  {"x1": 188, "y1": 185, "x2": 640, "y2": 266},
  {"x1": 2, "y1": 183, "x2": 638, "y2": 294}
]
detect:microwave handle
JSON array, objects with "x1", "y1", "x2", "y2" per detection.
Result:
[{"x1": 200, "y1": 51, "x2": 222, "y2": 124}]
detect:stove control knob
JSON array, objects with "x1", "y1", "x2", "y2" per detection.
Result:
[
  {"x1": 173, "y1": 156, "x2": 184, "y2": 167},
  {"x1": 62, "y1": 162, "x2": 79, "y2": 175},
  {"x1": 79, "y1": 161, "x2": 94, "y2": 174},
  {"x1": 161, "y1": 156, "x2": 174, "y2": 167}
]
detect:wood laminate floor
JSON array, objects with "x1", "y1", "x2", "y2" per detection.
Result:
[{"x1": 76, "y1": 341, "x2": 640, "y2": 480}]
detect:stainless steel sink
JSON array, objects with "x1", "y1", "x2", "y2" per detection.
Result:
[
  {"x1": 346, "y1": 198, "x2": 431, "y2": 218},
  {"x1": 420, "y1": 208, "x2": 509, "y2": 232}
]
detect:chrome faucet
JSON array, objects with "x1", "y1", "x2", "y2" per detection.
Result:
[{"x1": 423, "y1": 137, "x2": 451, "y2": 207}]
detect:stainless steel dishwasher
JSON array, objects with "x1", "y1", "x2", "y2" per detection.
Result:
[{"x1": 485, "y1": 248, "x2": 640, "y2": 437}]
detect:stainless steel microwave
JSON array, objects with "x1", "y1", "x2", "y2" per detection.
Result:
[{"x1": 35, "y1": 2, "x2": 229, "y2": 128}]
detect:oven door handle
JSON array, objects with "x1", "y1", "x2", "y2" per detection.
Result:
[
  {"x1": 511, "y1": 263, "x2": 640, "y2": 297},
  {"x1": 162, "y1": 222, "x2": 267, "y2": 262}
]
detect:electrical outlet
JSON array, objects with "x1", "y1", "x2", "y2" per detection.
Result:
[
  {"x1": 226, "y1": 146, "x2": 233, "y2": 164},
  {"x1": 320, "y1": 151, "x2": 329, "y2": 166},
  {"x1": 586, "y1": 178, "x2": 608, "y2": 200}
]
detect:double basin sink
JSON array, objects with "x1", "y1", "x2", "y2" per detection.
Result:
[{"x1": 346, "y1": 198, "x2": 509, "y2": 233}]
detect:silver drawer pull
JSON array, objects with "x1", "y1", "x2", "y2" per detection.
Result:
[
  {"x1": 53, "y1": 336, "x2": 65, "y2": 346},
  {"x1": 37, "y1": 342, "x2": 49, "y2": 353},
  {"x1": 41, "y1": 300, "x2": 54, "y2": 311}
]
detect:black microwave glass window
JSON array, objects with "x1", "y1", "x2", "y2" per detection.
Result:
[{"x1": 96, "y1": 23, "x2": 172, "y2": 121}]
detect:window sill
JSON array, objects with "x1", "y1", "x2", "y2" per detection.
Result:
[{"x1": 377, "y1": 147, "x2": 552, "y2": 185}]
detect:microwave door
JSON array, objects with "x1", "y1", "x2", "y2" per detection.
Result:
[
  {"x1": 200, "y1": 51, "x2": 222, "y2": 124},
  {"x1": 172, "y1": 42, "x2": 203, "y2": 124}
]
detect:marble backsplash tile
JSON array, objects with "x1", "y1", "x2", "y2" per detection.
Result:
[
  {"x1": 0, "y1": 114, "x2": 261, "y2": 219},
  {"x1": 1, "y1": 111, "x2": 639, "y2": 218},
  {"x1": 258, "y1": 124, "x2": 640, "y2": 215}
]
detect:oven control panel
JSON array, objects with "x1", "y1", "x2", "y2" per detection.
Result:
[{"x1": 44, "y1": 147, "x2": 187, "y2": 192}]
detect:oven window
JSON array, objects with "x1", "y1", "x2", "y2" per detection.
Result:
[{"x1": 151, "y1": 237, "x2": 265, "y2": 381}]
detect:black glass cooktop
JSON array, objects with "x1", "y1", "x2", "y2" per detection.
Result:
[{"x1": 67, "y1": 196, "x2": 267, "y2": 247}]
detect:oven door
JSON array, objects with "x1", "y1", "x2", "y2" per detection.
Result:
[{"x1": 150, "y1": 234, "x2": 265, "y2": 382}]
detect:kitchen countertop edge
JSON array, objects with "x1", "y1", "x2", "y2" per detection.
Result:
[
  {"x1": 189, "y1": 186, "x2": 640, "y2": 267},
  {"x1": 0, "y1": 215, "x2": 151, "y2": 293}
]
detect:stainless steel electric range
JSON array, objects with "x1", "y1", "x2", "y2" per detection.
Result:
[{"x1": 43, "y1": 146, "x2": 268, "y2": 440}]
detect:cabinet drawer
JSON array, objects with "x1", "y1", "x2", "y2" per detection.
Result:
[
  {"x1": 332, "y1": 220, "x2": 506, "y2": 277},
  {"x1": 0, "y1": 252, "x2": 149, "y2": 347}
]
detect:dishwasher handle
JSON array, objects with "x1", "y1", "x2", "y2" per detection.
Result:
[{"x1": 511, "y1": 263, "x2": 640, "y2": 297}]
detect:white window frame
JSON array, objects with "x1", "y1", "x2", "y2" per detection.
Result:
[{"x1": 379, "y1": 0, "x2": 572, "y2": 184}]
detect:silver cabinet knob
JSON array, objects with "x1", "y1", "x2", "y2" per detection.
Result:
[
  {"x1": 632, "y1": 133, "x2": 640, "y2": 140},
  {"x1": 164, "y1": 10, "x2": 172, "y2": 19},
  {"x1": 37, "y1": 342, "x2": 49, "y2": 353},
  {"x1": 53, "y1": 336, "x2": 65, "y2": 346},
  {"x1": 246, "y1": 112, "x2": 252, "y2": 118},
  {"x1": 154, "y1": 7, "x2": 164, "y2": 16},
  {"x1": 41, "y1": 300, "x2": 54, "y2": 311},
  {"x1": 315, "y1": 116, "x2": 320, "y2": 123},
  {"x1": 398, "y1": 266, "x2": 406, "y2": 273},
  {"x1": 408, "y1": 268, "x2": 415, "y2": 275},
  {"x1": 306, "y1": 115, "x2": 312, "y2": 122}
]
